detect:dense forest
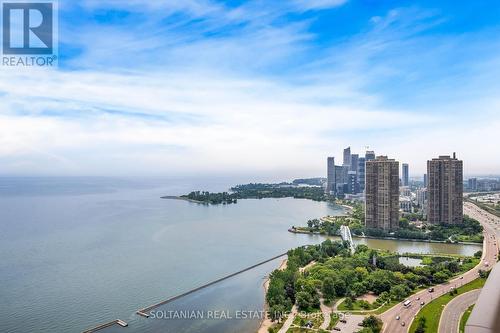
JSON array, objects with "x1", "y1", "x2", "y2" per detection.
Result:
[{"x1": 179, "y1": 182, "x2": 328, "y2": 204}]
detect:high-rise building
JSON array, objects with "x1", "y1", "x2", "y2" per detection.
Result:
[
  {"x1": 326, "y1": 157, "x2": 336, "y2": 194},
  {"x1": 468, "y1": 178, "x2": 478, "y2": 192},
  {"x1": 348, "y1": 153, "x2": 360, "y2": 194},
  {"x1": 427, "y1": 153, "x2": 463, "y2": 225},
  {"x1": 365, "y1": 150, "x2": 375, "y2": 162},
  {"x1": 347, "y1": 171, "x2": 358, "y2": 194},
  {"x1": 402, "y1": 163, "x2": 409, "y2": 186},
  {"x1": 335, "y1": 165, "x2": 344, "y2": 185},
  {"x1": 416, "y1": 188, "x2": 427, "y2": 207},
  {"x1": 358, "y1": 157, "x2": 366, "y2": 192},
  {"x1": 423, "y1": 173, "x2": 428, "y2": 187},
  {"x1": 350, "y1": 154, "x2": 359, "y2": 172},
  {"x1": 365, "y1": 156, "x2": 400, "y2": 231},
  {"x1": 343, "y1": 147, "x2": 351, "y2": 166}
]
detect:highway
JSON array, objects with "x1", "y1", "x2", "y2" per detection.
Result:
[
  {"x1": 438, "y1": 289, "x2": 480, "y2": 333},
  {"x1": 379, "y1": 202, "x2": 499, "y2": 333}
]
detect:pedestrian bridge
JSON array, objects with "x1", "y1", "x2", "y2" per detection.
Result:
[{"x1": 340, "y1": 225, "x2": 355, "y2": 253}]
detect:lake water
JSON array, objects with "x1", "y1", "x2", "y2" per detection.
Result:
[{"x1": 0, "y1": 177, "x2": 481, "y2": 333}]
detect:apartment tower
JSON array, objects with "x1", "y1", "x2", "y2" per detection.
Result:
[
  {"x1": 365, "y1": 156, "x2": 400, "y2": 231},
  {"x1": 427, "y1": 153, "x2": 463, "y2": 225},
  {"x1": 402, "y1": 163, "x2": 409, "y2": 186}
]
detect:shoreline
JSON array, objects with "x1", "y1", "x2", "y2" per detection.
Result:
[
  {"x1": 287, "y1": 228, "x2": 482, "y2": 246},
  {"x1": 257, "y1": 258, "x2": 287, "y2": 333},
  {"x1": 160, "y1": 195, "x2": 207, "y2": 204}
]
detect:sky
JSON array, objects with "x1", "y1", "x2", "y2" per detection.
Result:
[{"x1": 1, "y1": 0, "x2": 499, "y2": 179}]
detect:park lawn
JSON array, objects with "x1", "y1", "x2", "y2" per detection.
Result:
[
  {"x1": 459, "y1": 304, "x2": 474, "y2": 333},
  {"x1": 338, "y1": 299, "x2": 375, "y2": 311},
  {"x1": 292, "y1": 312, "x2": 324, "y2": 329},
  {"x1": 409, "y1": 278, "x2": 486, "y2": 333}
]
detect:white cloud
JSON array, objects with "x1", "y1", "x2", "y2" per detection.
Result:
[
  {"x1": 0, "y1": 67, "x2": 443, "y2": 176},
  {"x1": 292, "y1": 0, "x2": 348, "y2": 11},
  {"x1": 1, "y1": 3, "x2": 500, "y2": 177}
]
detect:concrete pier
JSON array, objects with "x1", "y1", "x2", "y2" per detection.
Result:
[{"x1": 82, "y1": 319, "x2": 128, "y2": 333}]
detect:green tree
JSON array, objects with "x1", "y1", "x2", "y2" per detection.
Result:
[
  {"x1": 322, "y1": 277, "x2": 336, "y2": 301},
  {"x1": 334, "y1": 278, "x2": 347, "y2": 297},
  {"x1": 344, "y1": 297, "x2": 354, "y2": 310},
  {"x1": 352, "y1": 282, "x2": 367, "y2": 297},
  {"x1": 390, "y1": 284, "x2": 410, "y2": 301},
  {"x1": 296, "y1": 291, "x2": 312, "y2": 310},
  {"x1": 361, "y1": 315, "x2": 383, "y2": 333},
  {"x1": 415, "y1": 316, "x2": 426, "y2": 333},
  {"x1": 432, "y1": 271, "x2": 449, "y2": 283}
]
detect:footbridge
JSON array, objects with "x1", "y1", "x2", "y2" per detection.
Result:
[{"x1": 340, "y1": 225, "x2": 356, "y2": 253}]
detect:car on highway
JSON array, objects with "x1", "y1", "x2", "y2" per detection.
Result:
[
  {"x1": 403, "y1": 300, "x2": 412, "y2": 307},
  {"x1": 396, "y1": 315, "x2": 400, "y2": 320},
  {"x1": 401, "y1": 322, "x2": 406, "y2": 327},
  {"x1": 428, "y1": 287, "x2": 434, "y2": 292},
  {"x1": 420, "y1": 301, "x2": 425, "y2": 306}
]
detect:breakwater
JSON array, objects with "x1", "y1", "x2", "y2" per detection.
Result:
[{"x1": 137, "y1": 252, "x2": 288, "y2": 317}]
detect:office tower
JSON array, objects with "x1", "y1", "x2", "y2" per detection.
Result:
[
  {"x1": 347, "y1": 171, "x2": 358, "y2": 194},
  {"x1": 335, "y1": 165, "x2": 344, "y2": 185},
  {"x1": 365, "y1": 156, "x2": 400, "y2": 231},
  {"x1": 427, "y1": 153, "x2": 463, "y2": 225},
  {"x1": 350, "y1": 154, "x2": 359, "y2": 172},
  {"x1": 341, "y1": 165, "x2": 349, "y2": 184},
  {"x1": 424, "y1": 174, "x2": 428, "y2": 187},
  {"x1": 358, "y1": 157, "x2": 366, "y2": 192},
  {"x1": 343, "y1": 147, "x2": 351, "y2": 166},
  {"x1": 336, "y1": 183, "x2": 345, "y2": 196},
  {"x1": 402, "y1": 163, "x2": 409, "y2": 186},
  {"x1": 326, "y1": 157, "x2": 336, "y2": 194},
  {"x1": 468, "y1": 178, "x2": 477, "y2": 192},
  {"x1": 365, "y1": 150, "x2": 375, "y2": 161}
]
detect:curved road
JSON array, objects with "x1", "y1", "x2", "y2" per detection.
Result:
[
  {"x1": 379, "y1": 202, "x2": 499, "y2": 333},
  {"x1": 438, "y1": 289, "x2": 480, "y2": 333}
]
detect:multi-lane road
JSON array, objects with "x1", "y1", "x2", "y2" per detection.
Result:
[
  {"x1": 438, "y1": 289, "x2": 480, "y2": 333},
  {"x1": 380, "y1": 202, "x2": 499, "y2": 333}
]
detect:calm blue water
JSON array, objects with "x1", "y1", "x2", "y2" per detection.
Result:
[{"x1": 0, "y1": 177, "x2": 480, "y2": 333}]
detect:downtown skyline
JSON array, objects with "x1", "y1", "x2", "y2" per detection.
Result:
[{"x1": 1, "y1": 1, "x2": 500, "y2": 177}]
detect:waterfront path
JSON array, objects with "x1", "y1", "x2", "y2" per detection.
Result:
[
  {"x1": 319, "y1": 298, "x2": 332, "y2": 330},
  {"x1": 438, "y1": 289, "x2": 480, "y2": 333},
  {"x1": 277, "y1": 305, "x2": 297, "y2": 333},
  {"x1": 379, "y1": 202, "x2": 498, "y2": 333}
]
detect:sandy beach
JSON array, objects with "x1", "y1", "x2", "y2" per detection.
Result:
[{"x1": 257, "y1": 259, "x2": 288, "y2": 333}]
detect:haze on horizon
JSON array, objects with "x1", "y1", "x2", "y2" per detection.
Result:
[{"x1": 1, "y1": 1, "x2": 499, "y2": 178}]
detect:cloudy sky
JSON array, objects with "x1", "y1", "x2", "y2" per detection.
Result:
[{"x1": 1, "y1": 0, "x2": 499, "y2": 178}]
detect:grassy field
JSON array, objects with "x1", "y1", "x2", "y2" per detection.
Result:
[
  {"x1": 459, "y1": 304, "x2": 474, "y2": 333},
  {"x1": 291, "y1": 312, "x2": 324, "y2": 330},
  {"x1": 409, "y1": 278, "x2": 486, "y2": 333}
]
